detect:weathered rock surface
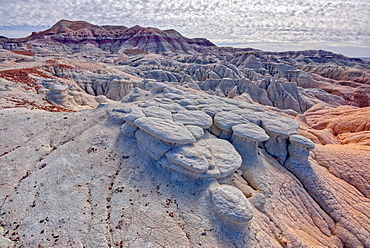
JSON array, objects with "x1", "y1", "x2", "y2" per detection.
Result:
[
  {"x1": 0, "y1": 81, "x2": 369, "y2": 247},
  {"x1": 134, "y1": 117, "x2": 196, "y2": 144},
  {"x1": 297, "y1": 104, "x2": 370, "y2": 145},
  {"x1": 166, "y1": 143, "x2": 211, "y2": 173},
  {"x1": 1, "y1": 20, "x2": 370, "y2": 248},
  {"x1": 173, "y1": 110, "x2": 213, "y2": 129},
  {"x1": 210, "y1": 185, "x2": 253, "y2": 227}
]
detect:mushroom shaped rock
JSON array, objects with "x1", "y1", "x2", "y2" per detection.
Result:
[
  {"x1": 123, "y1": 107, "x2": 146, "y2": 124},
  {"x1": 289, "y1": 135, "x2": 315, "y2": 150},
  {"x1": 284, "y1": 135, "x2": 316, "y2": 179},
  {"x1": 135, "y1": 130, "x2": 173, "y2": 160},
  {"x1": 173, "y1": 110, "x2": 213, "y2": 129},
  {"x1": 287, "y1": 135, "x2": 315, "y2": 160},
  {"x1": 165, "y1": 143, "x2": 211, "y2": 174},
  {"x1": 143, "y1": 106, "x2": 173, "y2": 120},
  {"x1": 261, "y1": 115, "x2": 299, "y2": 164},
  {"x1": 205, "y1": 138, "x2": 242, "y2": 178},
  {"x1": 214, "y1": 111, "x2": 248, "y2": 132},
  {"x1": 232, "y1": 123, "x2": 269, "y2": 142},
  {"x1": 186, "y1": 125, "x2": 204, "y2": 139},
  {"x1": 261, "y1": 115, "x2": 299, "y2": 138},
  {"x1": 232, "y1": 123, "x2": 269, "y2": 161},
  {"x1": 134, "y1": 117, "x2": 196, "y2": 145},
  {"x1": 211, "y1": 185, "x2": 253, "y2": 228}
]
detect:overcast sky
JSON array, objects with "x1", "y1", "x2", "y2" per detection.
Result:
[{"x1": 0, "y1": 0, "x2": 369, "y2": 57}]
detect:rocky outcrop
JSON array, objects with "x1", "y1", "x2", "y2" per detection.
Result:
[
  {"x1": 46, "y1": 84, "x2": 69, "y2": 106},
  {"x1": 1, "y1": 81, "x2": 368, "y2": 247},
  {"x1": 70, "y1": 73, "x2": 135, "y2": 101}
]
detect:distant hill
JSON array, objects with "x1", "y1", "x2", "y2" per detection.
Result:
[{"x1": 0, "y1": 19, "x2": 215, "y2": 54}]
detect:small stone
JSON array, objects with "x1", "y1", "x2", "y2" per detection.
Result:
[{"x1": 211, "y1": 185, "x2": 254, "y2": 225}]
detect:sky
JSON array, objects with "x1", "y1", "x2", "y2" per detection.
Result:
[{"x1": 0, "y1": 0, "x2": 369, "y2": 57}]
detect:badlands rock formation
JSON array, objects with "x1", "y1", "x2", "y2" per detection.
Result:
[
  {"x1": 1, "y1": 80, "x2": 369, "y2": 247},
  {"x1": 0, "y1": 19, "x2": 215, "y2": 54},
  {"x1": 0, "y1": 20, "x2": 369, "y2": 247}
]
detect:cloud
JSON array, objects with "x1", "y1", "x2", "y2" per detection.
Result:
[{"x1": 0, "y1": 0, "x2": 369, "y2": 55}]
